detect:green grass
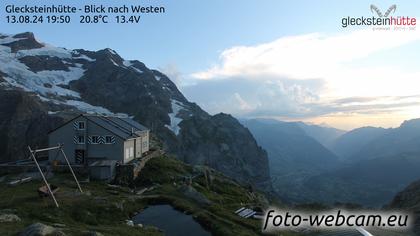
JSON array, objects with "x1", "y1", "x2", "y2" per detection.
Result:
[
  {"x1": 0, "y1": 173, "x2": 161, "y2": 235},
  {"x1": 0, "y1": 155, "x2": 304, "y2": 236}
]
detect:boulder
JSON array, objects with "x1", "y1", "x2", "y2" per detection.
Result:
[
  {"x1": 125, "y1": 220, "x2": 134, "y2": 226},
  {"x1": 83, "y1": 231, "x2": 104, "y2": 236},
  {"x1": 0, "y1": 213, "x2": 21, "y2": 222},
  {"x1": 20, "y1": 223, "x2": 65, "y2": 236}
]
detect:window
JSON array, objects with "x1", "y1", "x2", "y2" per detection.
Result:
[
  {"x1": 90, "y1": 135, "x2": 100, "y2": 144},
  {"x1": 142, "y1": 141, "x2": 148, "y2": 149},
  {"x1": 77, "y1": 136, "x2": 85, "y2": 144},
  {"x1": 105, "y1": 136, "x2": 114, "y2": 144},
  {"x1": 73, "y1": 135, "x2": 85, "y2": 144},
  {"x1": 77, "y1": 121, "x2": 85, "y2": 130}
]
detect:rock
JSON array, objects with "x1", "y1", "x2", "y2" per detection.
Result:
[
  {"x1": 93, "y1": 196, "x2": 107, "y2": 204},
  {"x1": 5, "y1": 32, "x2": 44, "y2": 53},
  {"x1": 0, "y1": 213, "x2": 21, "y2": 222},
  {"x1": 20, "y1": 223, "x2": 65, "y2": 236},
  {"x1": 113, "y1": 201, "x2": 124, "y2": 211},
  {"x1": 389, "y1": 179, "x2": 420, "y2": 235},
  {"x1": 0, "y1": 208, "x2": 17, "y2": 214},
  {"x1": 83, "y1": 231, "x2": 104, "y2": 236},
  {"x1": 107, "y1": 190, "x2": 120, "y2": 195},
  {"x1": 0, "y1": 175, "x2": 7, "y2": 183},
  {"x1": 0, "y1": 89, "x2": 64, "y2": 164},
  {"x1": 19, "y1": 56, "x2": 70, "y2": 73},
  {"x1": 125, "y1": 220, "x2": 134, "y2": 227},
  {"x1": 136, "y1": 223, "x2": 143, "y2": 227},
  {"x1": 52, "y1": 223, "x2": 66, "y2": 228}
]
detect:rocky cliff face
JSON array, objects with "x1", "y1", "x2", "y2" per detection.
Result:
[
  {"x1": 389, "y1": 180, "x2": 420, "y2": 234},
  {"x1": 177, "y1": 114, "x2": 272, "y2": 191},
  {"x1": 0, "y1": 32, "x2": 272, "y2": 192},
  {"x1": 0, "y1": 90, "x2": 62, "y2": 162}
]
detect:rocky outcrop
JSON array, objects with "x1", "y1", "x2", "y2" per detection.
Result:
[
  {"x1": 0, "y1": 90, "x2": 63, "y2": 162},
  {"x1": 20, "y1": 223, "x2": 65, "y2": 236},
  {"x1": 178, "y1": 114, "x2": 272, "y2": 191},
  {"x1": 19, "y1": 56, "x2": 70, "y2": 72},
  {"x1": 4, "y1": 32, "x2": 44, "y2": 53},
  {"x1": 389, "y1": 180, "x2": 420, "y2": 234},
  {"x1": 0, "y1": 213, "x2": 21, "y2": 222}
]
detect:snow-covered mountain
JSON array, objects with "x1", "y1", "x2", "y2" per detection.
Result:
[
  {"x1": 0, "y1": 32, "x2": 273, "y2": 193},
  {"x1": 0, "y1": 33, "x2": 113, "y2": 114}
]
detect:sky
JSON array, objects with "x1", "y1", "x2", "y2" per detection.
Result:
[{"x1": 1, "y1": 0, "x2": 420, "y2": 130}]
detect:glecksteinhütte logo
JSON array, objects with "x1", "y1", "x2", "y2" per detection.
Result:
[
  {"x1": 341, "y1": 4, "x2": 416, "y2": 29},
  {"x1": 370, "y1": 4, "x2": 396, "y2": 18}
]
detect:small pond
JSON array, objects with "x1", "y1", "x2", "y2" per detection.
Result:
[{"x1": 133, "y1": 204, "x2": 211, "y2": 236}]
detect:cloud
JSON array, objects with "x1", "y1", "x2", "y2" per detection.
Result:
[
  {"x1": 192, "y1": 29, "x2": 420, "y2": 81},
  {"x1": 159, "y1": 63, "x2": 185, "y2": 87},
  {"x1": 182, "y1": 78, "x2": 325, "y2": 117},
  {"x1": 185, "y1": 29, "x2": 420, "y2": 128}
]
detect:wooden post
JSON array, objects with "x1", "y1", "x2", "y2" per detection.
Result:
[
  {"x1": 59, "y1": 144, "x2": 83, "y2": 193},
  {"x1": 28, "y1": 146, "x2": 59, "y2": 208},
  {"x1": 33, "y1": 146, "x2": 61, "y2": 153}
]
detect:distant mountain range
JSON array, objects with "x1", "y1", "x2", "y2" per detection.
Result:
[
  {"x1": 331, "y1": 126, "x2": 389, "y2": 161},
  {"x1": 241, "y1": 118, "x2": 341, "y2": 203},
  {"x1": 0, "y1": 32, "x2": 272, "y2": 193},
  {"x1": 296, "y1": 122, "x2": 345, "y2": 150},
  {"x1": 308, "y1": 118, "x2": 420, "y2": 206},
  {"x1": 242, "y1": 117, "x2": 420, "y2": 206}
]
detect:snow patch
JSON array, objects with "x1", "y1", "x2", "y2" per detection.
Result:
[
  {"x1": 155, "y1": 75, "x2": 162, "y2": 81},
  {"x1": 162, "y1": 85, "x2": 171, "y2": 91},
  {"x1": 65, "y1": 100, "x2": 113, "y2": 115},
  {"x1": 107, "y1": 48, "x2": 118, "y2": 55},
  {"x1": 131, "y1": 66, "x2": 143, "y2": 74},
  {"x1": 0, "y1": 47, "x2": 84, "y2": 98},
  {"x1": 16, "y1": 45, "x2": 71, "y2": 59},
  {"x1": 0, "y1": 42, "x2": 84, "y2": 100},
  {"x1": 110, "y1": 58, "x2": 119, "y2": 67},
  {"x1": 0, "y1": 35, "x2": 21, "y2": 44},
  {"x1": 123, "y1": 60, "x2": 144, "y2": 74},
  {"x1": 73, "y1": 54, "x2": 96, "y2": 62},
  {"x1": 123, "y1": 60, "x2": 132, "y2": 67},
  {"x1": 165, "y1": 99, "x2": 187, "y2": 135}
]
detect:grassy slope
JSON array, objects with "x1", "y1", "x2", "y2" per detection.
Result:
[{"x1": 0, "y1": 155, "x2": 303, "y2": 236}]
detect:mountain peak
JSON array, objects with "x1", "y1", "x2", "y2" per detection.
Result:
[
  {"x1": 400, "y1": 118, "x2": 420, "y2": 129},
  {"x1": 1, "y1": 31, "x2": 44, "y2": 53},
  {"x1": 12, "y1": 32, "x2": 36, "y2": 40}
]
